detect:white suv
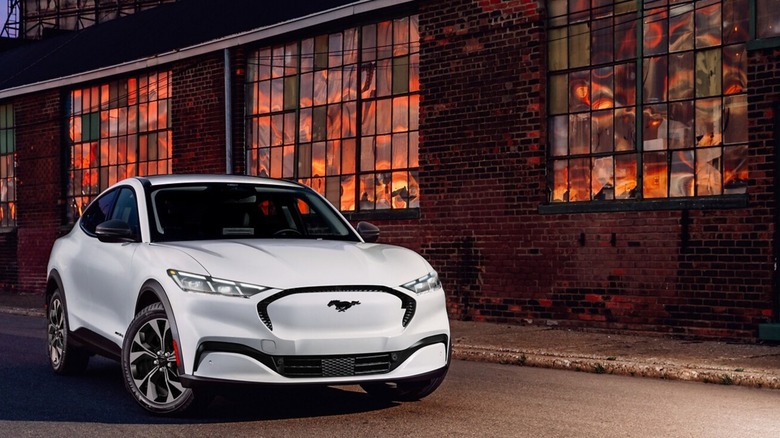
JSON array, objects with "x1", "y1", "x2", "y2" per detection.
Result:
[{"x1": 46, "y1": 174, "x2": 450, "y2": 415}]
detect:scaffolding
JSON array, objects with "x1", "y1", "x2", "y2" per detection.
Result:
[{"x1": 2, "y1": 0, "x2": 176, "y2": 40}]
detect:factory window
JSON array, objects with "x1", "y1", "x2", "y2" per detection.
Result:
[
  {"x1": 246, "y1": 15, "x2": 420, "y2": 212},
  {"x1": 68, "y1": 71, "x2": 172, "y2": 219},
  {"x1": 0, "y1": 103, "x2": 15, "y2": 228},
  {"x1": 547, "y1": 1, "x2": 747, "y2": 203}
]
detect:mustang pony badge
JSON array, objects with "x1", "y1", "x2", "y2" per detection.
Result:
[{"x1": 328, "y1": 300, "x2": 361, "y2": 312}]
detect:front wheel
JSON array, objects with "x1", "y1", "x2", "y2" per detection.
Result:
[
  {"x1": 360, "y1": 373, "x2": 447, "y2": 402},
  {"x1": 121, "y1": 303, "x2": 209, "y2": 415},
  {"x1": 47, "y1": 289, "x2": 89, "y2": 375}
]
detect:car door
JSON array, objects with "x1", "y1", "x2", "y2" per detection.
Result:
[{"x1": 71, "y1": 186, "x2": 141, "y2": 346}]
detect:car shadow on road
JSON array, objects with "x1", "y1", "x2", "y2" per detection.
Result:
[{"x1": 0, "y1": 355, "x2": 399, "y2": 424}]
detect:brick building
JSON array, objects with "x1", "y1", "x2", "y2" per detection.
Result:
[{"x1": 1, "y1": 0, "x2": 779, "y2": 340}]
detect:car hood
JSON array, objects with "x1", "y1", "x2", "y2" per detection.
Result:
[{"x1": 155, "y1": 239, "x2": 432, "y2": 290}]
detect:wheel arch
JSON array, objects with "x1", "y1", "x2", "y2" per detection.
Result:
[
  {"x1": 45, "y1": 270, "x2": 64, "y2": 305},
  {"x1": 135, "y1": 279, "x2": 186, "y2": 374}
]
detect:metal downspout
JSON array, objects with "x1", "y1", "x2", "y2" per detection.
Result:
[{"x1": 224, "y1": 48, "x2": 233, "y2": 174}]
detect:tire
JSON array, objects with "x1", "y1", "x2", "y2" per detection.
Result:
[
  {"x1": 361, "y1": 373, "x2": 447, "y2": 402},
  {"x1": 121, "y1": 303, "x2": 209, "y2": 415},
  {"x1": 47, "y1": 289, "x2": 90, "y2": 375}
]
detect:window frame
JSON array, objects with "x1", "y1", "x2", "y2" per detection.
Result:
[
  {"x1": 67, "y1": 70, "x2": 173, "y2": 222},
  {"x1": 244, "y1": 14, "x2": 421, "y2": 219},
  {"x1": 542, "y1": 1, "x2": 753, "y2": 214},
  {"x1": 0, "y1": 102, "x2": 15, "y2": 229}
]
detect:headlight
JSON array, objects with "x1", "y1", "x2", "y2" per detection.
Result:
[
  {"x1": 167, "y1": 269, "x2": 269, "y2": 298},
  {"x1": 402, "y1": 272, "x2": 443, "y2": 295}
]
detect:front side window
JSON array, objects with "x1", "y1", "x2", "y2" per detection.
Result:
[
  {"x1": 246, "y1": 15, "x2": 420, "y2": 212},
  {"x1": 547, "y1": 1, "x2": 748, "y2": 203},
  {"x1": 0, "y1": 103, "x2": 15, "y2": 227},
  {"x1": 68, "y1": 71, "x2": 172, "y2": 219}
]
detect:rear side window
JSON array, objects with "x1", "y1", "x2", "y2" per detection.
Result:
[{"x1": 80, "y1": 189, "x2": 118, "y2": 235}]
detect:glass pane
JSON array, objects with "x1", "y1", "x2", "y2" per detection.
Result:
[
  {"x1": 361, "y1": 137, "x2": 375, "y2": 172},
  {"x1": 551, "y1": 115, "x2": 568, "y2": 156},
  {"x1": 591, "y1": 66, "x2": 613, "y2": 109},
  {"x1": 757, "y1": 0, "x2": 780, "y2": 38},
  {"x1": 376, "y1": 134, "x2": 391, "y2": 170},
  {"x1": 668, "y1": 52, "x2": 694, "y2": 100},
  {"x1": 549, "y1": 27, "x2": 568, "y2": 71},
  {"x1": 592, "y1": 156, "x2": 614, "y2": 199},
  {"x1": 643, "y1": 151, "x2": 668, "y2": 198},
  {"x1": 552, "y1": 159, "x2": 568, "y2": 202},
  {"x1": 283, "y1": 76, "x2": 298, "y2": 110},
  {"x1": 695, "y1": 97, "x2": 722, "y2": 146},
  {"x1": 723, "y1": 145, "x2": 748, "y2": 193},
  {"x1": 643, "y1": 8, "x2": 668, "y2": 56},
  {"x1": 695, "y1": 49, "x2": 721, "y2": 97},
  {"x1": 569, "y1": 158, "x2": 590, "y2": 201},
  {"x1": 722, "y1": 44, "x2": 746, "y2": 95},
  {"x1": 669, "y1": 101, "x2": 694, "y2": 149},
  {"x1": 723, "y1": 94, "x2": 747, "y2": 144},
  {"x1": 393, "y1": 56, "x2": 410, "y2": 94},
  {"x1": 591, "y1": 109, "x2": 613, "y2": 153},
  {"x1": 668, "y1": 6, "x2": 693, "y2": 52},
  {"x1": 376, "y1": 172, "x2": 391, "y2": 209},
  {"x1": 550, "y1": 73, "x2": 568, "y2": 115},
  {"x1": 696, "y1": 146, "x2": 722, "y2": 196},
  {"x1": 643, "y1": 103, "x2": 667, "y2": 151},
  {"x1": 569, "y1": 113, "x2": 590, "y2": 155},
  {"x1": 569, "y1": 23, "x2": 590, "y2": 69},
  {"x1": 670, "y1": 150, "x2": 694, "y2": 197},
  {"x1": 723, "y1": 0, "x2": 749, "y2": 43},
  {"x1": 591, "y1": 18, "x2": 613, "y2": 64},
  {"x1": 695, "y1": 2, "x2": 721, "y2": 48},
  {"x1": 643, "y1": 55, "x2": 667, "y2": 103},
  {"x1": 614, "y1": 107, "x2": 636, "y2": 151},
  {"x1": 615, "y1": 153, "x2": 637, "y2": 199},
  {"x1": 615, "y1": 13, "x2": 637, "y2": 61},
  {"x1": 569, "y1": 70, "x2": 590, "y2": 113},
  {"x1": 614, "y1": 62, "x2": 636, "y2": 107}
]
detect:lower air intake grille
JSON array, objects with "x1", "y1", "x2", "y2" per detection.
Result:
[{"x1": 276, "y1": 353, "x2": 392, "y2": 378}]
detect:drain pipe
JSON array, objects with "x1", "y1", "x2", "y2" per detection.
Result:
[{"x1": 224, "y1": 48, "x2": 233, "y2": 174}]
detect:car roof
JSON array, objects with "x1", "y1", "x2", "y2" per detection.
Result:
[{"x1": 134, "y1": 174, "x2": 305, "y2": 189}]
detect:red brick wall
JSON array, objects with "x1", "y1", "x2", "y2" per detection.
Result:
[
  {"x1": 0, "y1": 229, "x2": 17, "y2": 292},
  {"x1": 15, "y1": 91, "x2": 65, "y2": 295},
  {"x1": 413, "y1": 0, "x2": 776, "y2": 339},
  {"x1": 172, "y1": 53, "x2": 229, "y2": 174}
]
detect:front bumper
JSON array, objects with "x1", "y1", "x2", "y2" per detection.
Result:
[{"x1": 180, "y1": 334, "x2": 449, "y2": 388}]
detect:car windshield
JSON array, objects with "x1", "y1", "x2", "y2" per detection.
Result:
[{"x1": 147, "y1": 183, "x2": 357, "y2": 243}]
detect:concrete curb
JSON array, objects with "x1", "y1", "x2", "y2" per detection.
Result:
[
  {"x1": 453, "y1": 344, "x2": 780, "y2": 390},
  {"x1": 1, "y1": 306, "x2": 44, "y2": 318}
]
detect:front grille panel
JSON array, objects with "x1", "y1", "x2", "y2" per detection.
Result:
[
  {"x1": 256, "y1": 286, "x2": 416, "y2": 331},
  {"x1": 276, "y1": 353, "x2": 393, "y2": 378}
]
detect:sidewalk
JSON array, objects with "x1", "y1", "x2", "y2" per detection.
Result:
[{"x1": 3, "y1": 293, "x2": 780, "y2": 390}]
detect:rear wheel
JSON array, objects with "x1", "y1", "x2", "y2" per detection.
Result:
[
  {"x1": 361, "y1": 373, "x2": 447, "y2": 402},
  {"x1": 121, "y1": 303, "x2": 209, "y2": 415},
  {"x1": 47, "y1": 289, "x2": 89, "y2": 375}
]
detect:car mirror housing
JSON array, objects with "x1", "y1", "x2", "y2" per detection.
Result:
[
  {"x1": 356, "y1": 221, "x2": 380, "y2": 243},
  {"x1": 96, "y1": 219, "x2": 137, "y2": 243}
]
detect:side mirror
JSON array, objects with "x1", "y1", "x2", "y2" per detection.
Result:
[
  {"x1": 96, "y1": 219, "x2": 137, "y2": 243},
  {"x1": 356, "y1": 221, "x2": 380, "y2": 243}
]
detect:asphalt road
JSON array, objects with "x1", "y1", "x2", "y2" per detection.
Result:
[{"x1": 2, "y1": 313, "x2": 780, "y2": 437}]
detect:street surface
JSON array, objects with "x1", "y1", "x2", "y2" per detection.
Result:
[{"x1": 2, "y1": 313, "x2": 779, "y2": 437}]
